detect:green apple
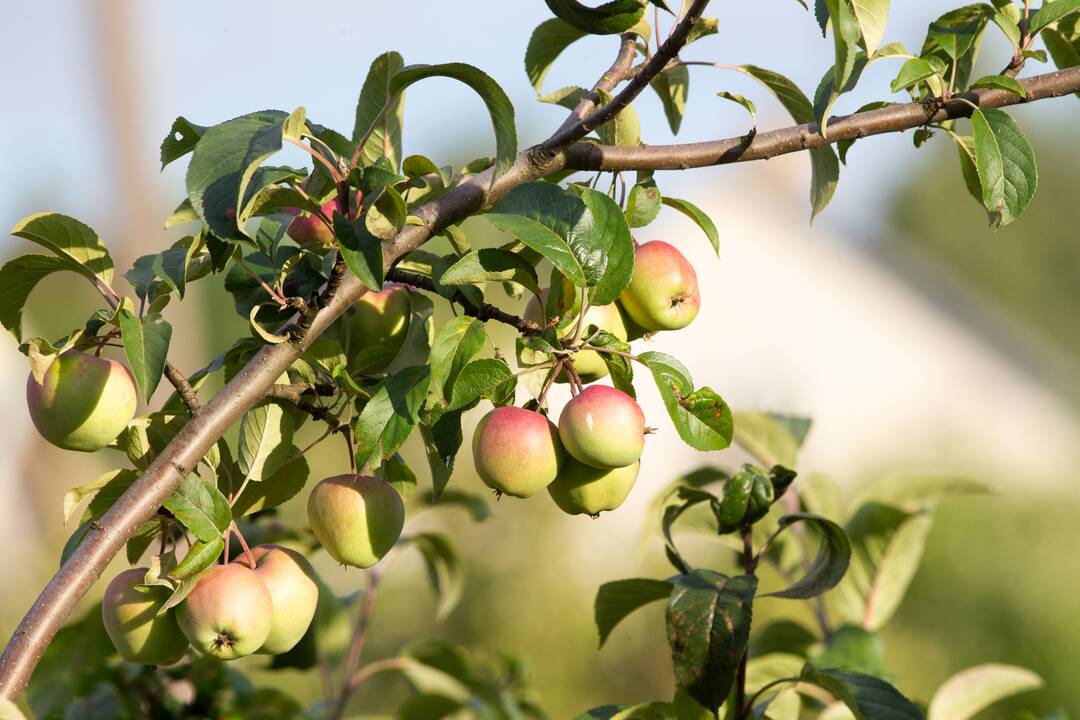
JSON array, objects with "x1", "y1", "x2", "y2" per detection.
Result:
[
  {"x1": 345, "y1": 285, "x2": 412, "y2": 376},
  {"x1": 472, "y1": 406, "x2": 563, "y2": 498},
  {"x1": 558, "y1": 385, "x2": 645, "y2": 468},
  {"x1": 26, "y1": 351, "x2": 137, "y2": 452},
  {"x1": 525, "y1": 289, "x2": 627, "y2": 383},
  {"x1": 177, "y1": 563, "x2": 274, "y2": 660},
  {"x1": 250, "y1": 545, "x2": 320, "y2": 655},
  {"x1": 618, "y1": 241, "x2": 700, "y2": 332},
  {"x1": 307, "y1": 475, "x2": 405, "y2": 568},
  {"x1": 101, "y1": 568, "x2": 188, "y2": 665},
  {"x1": 548, "y1": 459, "x2": 640, "y2": 516}
]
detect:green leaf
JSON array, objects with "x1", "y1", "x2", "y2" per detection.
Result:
[
  {"x1": 64, "y1": 468, "x2": 138, "y2": 525},
  {"x1": 545, "y1": 0, "x2": 646, "y2": 34},
  {"x1": 333, "y1": 213, "x2": 385, "y2": 290},
  {"x1": 163, "y1": 474, "x2": 231, "y2": 543},
  {"x1": 952, "y1": 133, "x2": 984, "y2": 206},
  {"x1": 389, "y1": 63, "x2": 517, "y2": 185},
  {"x1": 428, "y1": 316, "x2": 486, "y2": 406},
  {"x1": 0, "y1": 255, "x2": 84, "y2": 339},
  {"x1": 439, "y1": 248, "x2": 542, "y2": 297},
  {"x1": 660, "y1": 197, "x2": 719, "y2": 255},
  {"x1": 1030, "y1": 0, "x2": 1080, "y2": 33},
  {"x1": 590, "y1": 330, "x2": 636, "y2": 397},
  {"x1": 118, "y1": 308, "x2": 172, "y2": 402},
  {"x1": 732, "y1": 411, "x2": 810, "y2": 468},
  {"x1": 152, "y1": 247, "x2": 189, "y2": 298},
  {"x1": 650, "y1": 65, "x2": 690, "y2": 134},
  {"x1": 927, "y1": 664, "x2": 1043, "y2": 720},
  {"x1": 353, "y1": 51, "x2": 405, "y2": 170},
  {"x1": 852, "y1": 0, "x2": 890, "y2": 54},
  {"x1": 799, "y1": 665, "x2": 923, "y2": 720},
  {"x1": 486, "y1": 213, "x2": 586, "y2": 287},
  {"x1": 625, "y1": 176, "x2": 662, "y2": 228},
  {"x1": 161, "y1": 116, "x2": 207, "y2": 169},
  {"x1": 230, "y1": 450, "x2": 310, "y2": 517},
  {"x1": 354, "y1": 365, "x2": 431, "y2": 473},
  {"x1": 526, "y1": 18, "x2": 588, "y2": 93},
  {"x1": 577, "y1": 187, "x2": 634, "y2": 304},
  {"x1": 639, "y1": 352, "x2": 732, "y2": 452},
  {"x1": 686, "y1": 16, "x2": 720, "y2": 45},
  {"x1": 851, "y1": 471, "x2": 987, "y2": 513},
  {"x1": 825, "y1": 0, "x2": 863, "y2": 91},
  {"x1": 10, "y1": 212, "x2": 114, "y2": 287},
  {"x1": 406, "y1": 533, "x2": 463, "y2": 620},
  {"x1": 170, "y1": 536, "x2": 224, "y2": 580},
  {"x1": 415, "y1": 489, "x2": 492, "y2": 522},
  {"x1": 765, "y1": 513, "x2": 851, "y2": 599},
  {"x1": 889, "y1": 57, "x2": 941, "y2": 93},
  {"x1": 595, "y1": 578, "x2": 673, "y2": 647},
  {"x1": 666, "y1": 571, "x2": 757, "y2": 711},
  {"x1": 237, "y1": 399, "x2": 296, "y2": 482},
  {"x1": 445, "y1": 358, "x2": 516, "y2": 412},
  {"x1": 812, "y1": 625, "x2": 886, "y2": 677},
  {"x1": 970, "y1": 107, "x2": 1038, "y2": 226}
]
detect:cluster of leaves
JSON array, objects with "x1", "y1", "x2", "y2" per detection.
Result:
[{"x1": 582, "y1": 412, "x2": 1061, "y2": 720}]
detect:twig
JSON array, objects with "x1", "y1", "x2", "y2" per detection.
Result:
[
  {"x1": 331, "y1": 571, "x2": 381, "y2": 720},
  {"x1": 163, "y1": 362, "x2": 201, "y2": 415}
]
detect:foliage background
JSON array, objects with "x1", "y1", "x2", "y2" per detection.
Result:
[{"x1": 0, "y1": 0, "x2": 1078, "y2": 717}]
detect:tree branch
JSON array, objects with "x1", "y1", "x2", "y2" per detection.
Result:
[
  {"x1": 385, "y1": 268, "x2": 542, "y2": 336},
  {"x1": 552, "y1": 32, "x2": 639, "y2": 136},
  {"x1": 163, "y1": 362, "x2": 200, "y2": 415},
  {"x1": 565, "y1": 65, "x2": 1080, "y2": 171}
]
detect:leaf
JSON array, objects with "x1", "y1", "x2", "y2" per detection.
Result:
[
  {"x1": 10, "y1": 212, "x2": 114, "y2": 287},
  {"x1": 970, "y1": 74, "x2": 1028, "y2": 98},
  {"x1": 162, "y1": 474, "x2": 231, "y2": 543},
  {"x1": 526, "y1": 18, "x2": 588, "y2": 93},
  {"x1": 333, "y1": 212, "x2": 385, "y2": 290},
  {"x1": 406, "y1": 533, "x2": 463, "y2": 620},
  {"x1": 658, "y1": 196, "x2": 719, "y2": 255},
  {"x1": 825, "y1": 0, "x2": 862, "y2": 92},
  {"x1": 577, "y1": 187, "x2": 635, "y2": 304},
  {"x1": 185, "y1": 110, "x2": 288, "y2": 243},
  {"x1": 852, "y1": 0, "x2": 890, "y2": 54},
  {"x1": 639, "y1": 352, "x2": 732, "y2": 452},
  {"x1": 595, "y1": 578, "x2": 673, "y2": 647},
  {"x1": 0, "y1": 255, "x2": 84, "y2": 339},
  {"x1": 544, "y1": 0, "x2": 646, "y2": 34},
  {"x1": 439, "y1": 248, "x2": 542, "y2": 297},
  {"x1": 799, "y1": 666, "x2": 923, "y2": 720},
  {"x1": 445, "y1": 358, "x2": 516, "y2": 412},
  {"x1": 170, "y1": 536, "x2": 224, "y2": 580},
  {"x1": 890, "y1": 57, "x2": 942, "y2": 93},
  {"x1": 389, "y1": 63, "x2": 517, "y2": 185},
  {"x1": 117, "y1": 308, "x2": 172, "y2": 403},
  {"x1": 733, "y1": 411, "x2": 811, "y2": 468},
  {"x1": 625, "y1": 176, "x2": 662, "y2": 228},
  {"x1": 416, "y1": 489, "x2": 492, "y2": 522},
  {"x1": 666, "y1": 571, "x2": 757, "y2": 711},
  {"x1": 927, "y1": 664, "x2": 1043, "y2": 720},
  {"x1": 428, "y1": 316, "x2": 485, "y2": 406},
  {"x1": 812, "y1": 625, "x2": 886, "y2": 677},
  {"x1": 650, "y1": 65, "x2": 690, "y2": 134},
  {"x1": 354, "y1": 51, "x2": 405, "y2": 170},
  {"x1": 64, "y1": 468, "x2": 137, "y2": 525},
  {"x1": 161, "y1": 115, "x2": 207, "y2": 169},
  {"x1": 353, "y1": 365, "x2": 431, "y2": 473},
  {"x1": 1030, "y1": 0, "x2": 1080, "y2": 34},
  {"x1": 764, "y1": 513, "x2": 851, "y2": 599},
  {"x1": 852, "y1": 471, "x2": 987, "y2": 513},
  {"x1": 970, "y1": 107, "x2": 1038, "y2": 226},
  {"x1": 486, "y1": 213, "x2": 586, "y2": 287},
  {"x1": 686, "y1": 16, "x2": 720, "y2": 45},
  {"x1": 152, "y1": 247, "x2": 189, "y2": 298},
  {"x1": 237, "y1": 399, "x2": 296, "y2": 482},
  {"x1": 230, "y1": 450, "x2": 310, "y2": 516}
]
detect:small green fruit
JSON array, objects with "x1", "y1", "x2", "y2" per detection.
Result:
[
  {"x1": 250, "y1": 545, "x2": 320, "y2": 655},
  {"x1": 101, "y1": 568, "x2": 188, "y2": 665},
  {"x1": 558, "y1": 385, "x2": 645, "y2": 468},
  {"x1": 177, "y1": 563, "x2": 273, "y2": 660},
  {"x1": 525, "y1": 288, "x2": 627, "y2": 383},
  {"x1": 307, "y1": 475, "x2": 405, "y2": 568},
  {"x1": 345, "y1": 285, "x2": 412, "y2": 376},
  {"x1": 472, "y1": 406, "x2": 563, "y2": 498},
  {"x1": 26, "y1": 351, "x2": 137, "y2": 452},
  {"x1": 619, "y1": 241, "x2": 700, "y2": 332},
  {"x1": 548, "y1": 459, "x2": 640, "y2": 516}
]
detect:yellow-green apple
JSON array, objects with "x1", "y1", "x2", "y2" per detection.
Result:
[
  {"x1": 250, "y1": 545, "x2": 319, "y2": 655},
  {"x1": 618, "y1": 241, "x2": 700, "y2": 332},
  {"x1": 548, "y1": 459, "x2": 640, "y2": 516},
  {"x1": 525, "y1": 288, "x2": 627, "y2": 383},
  {"x1": 176, "y1": 563, "x2": 273, "y2": 660},
  {"x1": 26, "y1": 351, "x2": 137, "y2": 452},
  {"x1": 101, "y1": 568, "x2": 188, "y2": 665},
  {"x1": 345, "y1": 284, "x2": 412, "y2": 376},
  {"x1": 307, "y1": 475, "x2": 405, "y2": 568},
  {"x1": 287, "y1": 200, "x2": 337, "y2": 246},
  {"x1": 472, "y1": 406, "x2": 563, "y2": 498},
  {"x1": 558, "y1": 385, "x2": 644, "y2": 468}
]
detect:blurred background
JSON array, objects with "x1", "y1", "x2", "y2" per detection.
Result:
[{"x1": 1, "y1": 0, "x2": 1078, "y2": 717}]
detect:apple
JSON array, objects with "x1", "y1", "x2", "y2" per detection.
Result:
[
  {"x1": 548, "y1": 459, "x2": 640, "y2": 516},
  {"x1": 249, "y1": 545, "x2": 319, "y2": 655},
  {"x1": 558, "y1": 385, "x2": 645, "y2": 468},
  {"x1": 618, "y1": 241, "x2": 700, "y2": 332},
  {"x1": 176, "y1": 563, "x2": 273, "y2": 660},
  {"x1": 101, "y1": 568, "x2": 188, "y2": 665},
  {"x1": 525, "y1": 289, "x2": 627, "y2": 383},
  {"x1": 287, "y1": 200, "x2": 338, "y2": 246},
  {"x1": 345, "y1": 284, "x2": 412, "y2": 376},
  {"x1": 26, "y1": 351, "x2": 137, "y2": 452},
  {"x1": 472, "y1": 406, "x2": 563, "y2": 498},
  {"x1": 307, "y1": 475, "x2": 405, "y2": 568}
]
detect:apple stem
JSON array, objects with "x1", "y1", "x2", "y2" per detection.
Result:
[
  {"x1": 229, "y1": 522, "x2": 255, "y2": 569},
  {"x1": 537, "y1": 360, "x2": 562, "y2": 408}
]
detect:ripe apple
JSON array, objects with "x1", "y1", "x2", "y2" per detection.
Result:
[
  {"x1": 249, "y1": 545, "x2": 319, "y2": 655},
  {"x1": 287, "y1": 200, "x2": 338, "y2": 246},
  {"x1": 472, "y1": 406, "x2": 563, "y2": 498},
  {"x1": 548, "y1": 459, "x2": 640, "y2": 516},
  {"x1": 307, "y1": 475, "x2": 405, "y2": 568},
  {"x1": 345, "y1": 284, "x2": 412, "y2": 376},
  {"x1": 176, "y1": 563, "x2": 273, "y2": 660},
  {"x1": 26, "y1": 351, "x2": 137, "y2": 452},
  {"x1": 101, "y1": 568, "x2": 188, "y2": 665},
  {"x1": 558, "y1": 385, "x2": 645, "y2": 468},
  {"x1": 525, "y1": 289, "x2": 627, "y2": 383},
  {"x1": 618, "y1": 241, "x2": 700, "y2": 332}
]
